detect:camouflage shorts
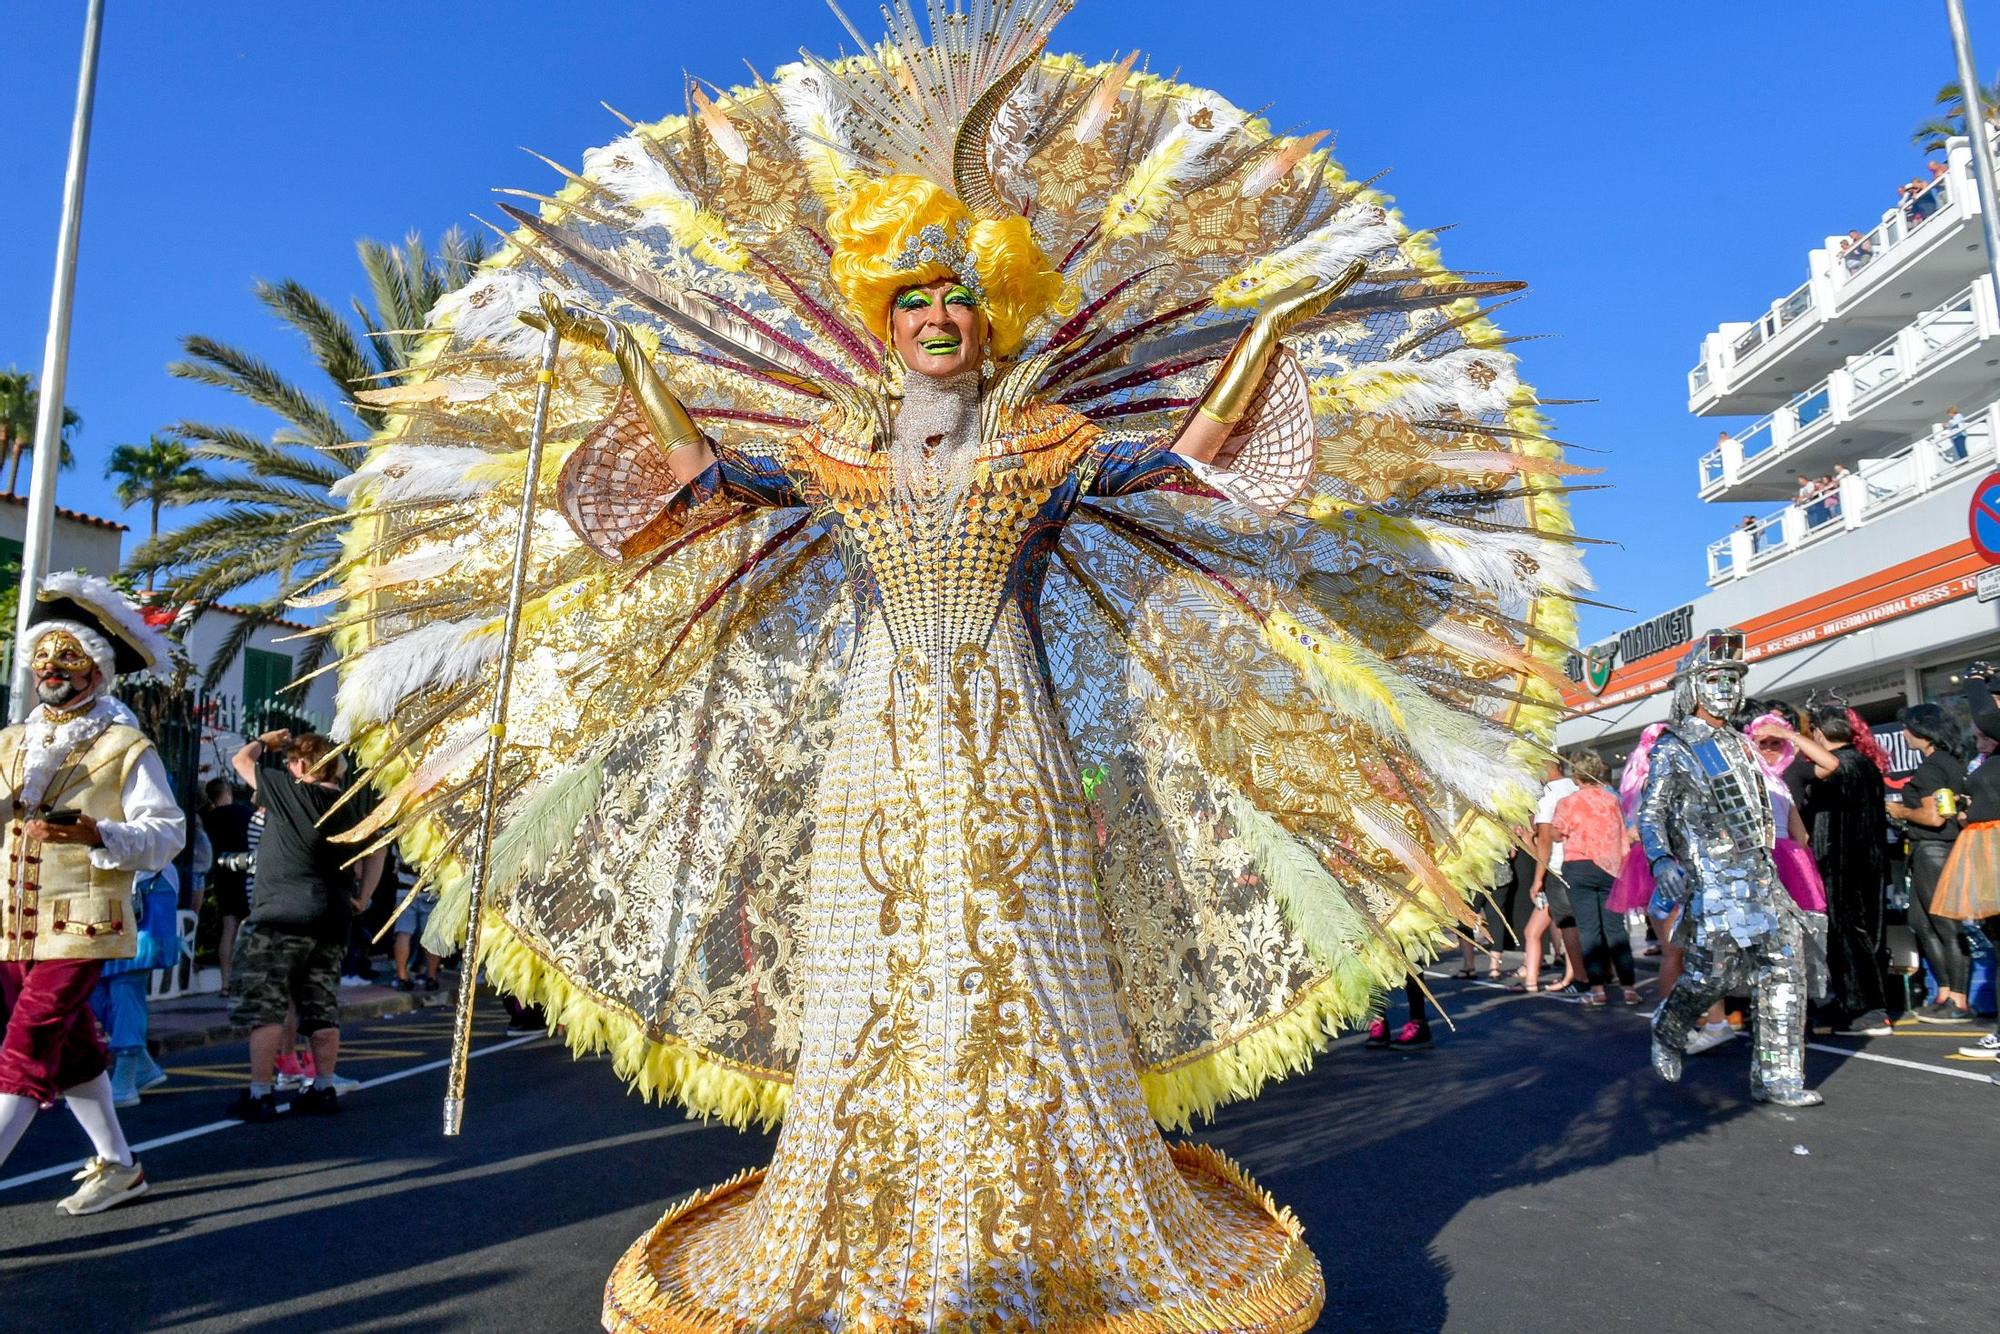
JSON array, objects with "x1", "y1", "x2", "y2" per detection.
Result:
[{"x1": 228, "y1": 926, "x2": 343, "y2": 1035}]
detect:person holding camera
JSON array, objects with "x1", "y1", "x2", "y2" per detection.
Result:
[
  {"x1": 0, "y1": 575, "x2": 186, "y2": 1214},
  {"x1": 225, "y1": 729, "x2": 383, "y2": 1121}
]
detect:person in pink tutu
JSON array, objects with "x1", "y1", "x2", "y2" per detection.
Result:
[{"x1": 1745, "y1": 713, "x2": 1828, "y2": 913}]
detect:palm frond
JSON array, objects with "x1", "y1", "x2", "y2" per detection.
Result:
[
  {"x1": 201, "y1": 603, "x2": 277, "y2": 688},
  {"x1": 257, "y1": 278, "x2": 383, "y2": 432},
  {"x1": 169, "y1": 337, "x2": 353, "y2": 450},
  {"x1": 171, "y1": 421, "x2": 350, "y2": 486},
  {"x1": 152, "y1": 231, "x2": 480, "y2": 682}
]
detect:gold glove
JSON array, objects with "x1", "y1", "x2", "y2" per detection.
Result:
[
  {"x1": 522, "y1": 294, "x2": 704, "y2": 453},
  {"x1": 1197, "y1": 261, "x2": 1365, "y2": 426}
]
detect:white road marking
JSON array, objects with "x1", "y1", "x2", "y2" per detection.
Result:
[
  {"x1": 1805, "y1": 1042, "x2": 1996, "y2": 1084},
  {"x1": 1421, "y1": 971, "x2": 1993, "y2": 1086},
  {"x1": 0, "y1": 1034, "x2": 542, "y2": 1195}
]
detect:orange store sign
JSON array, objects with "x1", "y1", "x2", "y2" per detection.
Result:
[{"x1": 1562, "y1": 541, "x2": 1990, "y2": 716}]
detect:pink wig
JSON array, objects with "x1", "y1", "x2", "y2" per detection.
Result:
[
  {"x1": 1616, "y1": 722, "x2": 1669, "y2": 821},
  {"x1": 1746, "y1": 711, "x2": 1795, "y2": 781}
]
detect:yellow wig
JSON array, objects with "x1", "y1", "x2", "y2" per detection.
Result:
[{"x1": 827, "y1": 174, "x2": 1063, "y2": 359}]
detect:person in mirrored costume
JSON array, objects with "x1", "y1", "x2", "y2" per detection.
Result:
[{"x1": 1638, "y1": 630, "x2": 1825, "y2": 1108}]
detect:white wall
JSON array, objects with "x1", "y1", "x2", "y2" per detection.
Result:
[
  {"x1": 0, "y1": 498, "x2": 126, "y2": 578},
  {"x1": 179, "y1": 607, "x2": 336, "y2": 726}
]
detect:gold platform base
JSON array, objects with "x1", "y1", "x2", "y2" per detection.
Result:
[{"x1": 602, "y1": 1143, "x2": 1324, "y2": 1332}]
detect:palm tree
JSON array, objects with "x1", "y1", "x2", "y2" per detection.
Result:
[
  {"x1": 125, "y1": 229, "x2": 487, "y2": 685},
  {"x1": 0, "y1": 367, "x2": 81, "y2": 496},
  {"x1": 1913, "y1": 76, "x2": 2000, "y2": 154},
  {"x1": 104, "y1": 434, "x2": 198, "y2": 586}
]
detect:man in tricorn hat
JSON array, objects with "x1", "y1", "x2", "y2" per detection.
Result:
[
  {"x1": 1637, "y1": 628, "x2": 1822, "y2": 1107},
  {"x1": 0, "y1": 573, "x2": 186, "y2": 1213}
]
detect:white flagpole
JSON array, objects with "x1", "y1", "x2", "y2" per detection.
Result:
[
  {"x1": 1946, "y1": 0, "x2": 2000, "y2": 303},
  {"x1": 11, "y1": 0, "x2": 108, "y2": 721}
]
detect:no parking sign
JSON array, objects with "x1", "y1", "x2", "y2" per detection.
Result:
[{"x1": 1971, "y1": 471, "x2": 2000, "y2": 564}]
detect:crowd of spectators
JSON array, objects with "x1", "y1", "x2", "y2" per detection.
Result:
[
  {"x1": 59, "y1": 725, "x2": 505, "y2": 1119},
  {"x1": 1792, "y1": 469, "x2": 1846, "y2": 527},
  {"x1": 1466, "y1": 686, "x2": 1998, "y2": 1075}
]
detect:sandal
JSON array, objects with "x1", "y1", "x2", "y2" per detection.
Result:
[
  {"x1": 1505, "y1": 980, "x2": 1530, "y2": 993},
  {"x1": 1452, "y1": 966, "x2": 1477, "y2": 979}
]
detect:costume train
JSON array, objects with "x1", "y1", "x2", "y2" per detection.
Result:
[{"x1": 328, "y1": 2, "x2": 1586, "y2": 1326}]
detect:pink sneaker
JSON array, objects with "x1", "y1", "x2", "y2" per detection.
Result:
[
  {"x1": 298, "y1": 1051, "x2": 319, "y2": 1081},
  {"x1": 1364, "y1": 1018, "x2": 1391, "y2": 1048},
  {"x1": 1392, "y1": 1021, "x2": 1433, "y2": 1048}
]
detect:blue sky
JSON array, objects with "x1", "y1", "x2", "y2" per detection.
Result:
[{"x1": 1, "y1": 1, "x2": 1985, "y2": 641}]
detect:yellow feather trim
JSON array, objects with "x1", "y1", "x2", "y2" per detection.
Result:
[{"x1": 477, "y1": 912, "x2": 792, "y2": 1130}]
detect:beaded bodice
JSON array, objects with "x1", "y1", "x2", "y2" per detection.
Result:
[{"x1": 790, "y1": 401, "x2": 1100, "y2": 661}]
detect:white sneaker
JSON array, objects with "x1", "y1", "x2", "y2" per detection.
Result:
[
  {"x1": 1958, "y1": 1033, "x2": 2000, "y2": 1060},
  {"x1": 1685, "y1": 1023, "x2": 1739, "y2": 1056},
  {"x1": 325, "y1": 1073, "x2": 362, "y2": 1095},
  {"x1": 57, "y1": 1157, "x2": 148, "y2": 1216}
]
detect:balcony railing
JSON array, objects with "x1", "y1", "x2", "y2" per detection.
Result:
[
  {"x1": 1725, "y1": 278, "x2": 1817, "y2": 366},
  {"x1": 1914, "y1": 282, "x2": 1979, "y2": 355},
  {"x1": 1698, "y1": 279, "x2": 1994, "y2": 495},
  {"x1": 1706, "y1": 409, "x2": 1993, "y2": 583},
  {"x1": 1837, "y1": 172, "x2": 1952, "y2": 286},
  {"x1": 1691, "y1": 145, "x2": 1974, "y2": 401}
]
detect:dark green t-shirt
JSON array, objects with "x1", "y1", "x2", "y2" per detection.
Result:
[{"x1": 245, "y1": 753, "x2": 370, "y2": 943}]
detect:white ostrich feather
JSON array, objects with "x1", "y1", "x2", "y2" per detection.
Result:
[
  {"x1": 1362, "y1": 510, "x2": 1592, "y2": 598},
  {"x1": 1099, "y1": 107, "x2": 1238, "y2": 241},
  {"x1": 1336, "y1": 348, "x2": 1521, "y2": 419},
  {"x1": 431, "y1": 269, "x2": 560, "y2": 360},
  {"x1": 773, "y1": 62, "x2": 859, "y2": 204},
  {"x1": 331, "y1": 445, "x2": 494, "y2": 505},
  {"x1": 1213, "y1": 208, "x2": 1397, "y2": 309},
  {"x1": 581, "y1": 133, "x2": 746, "y2": 271},
  {"x1": 332, "y1": 615, "x2": 500, "y2": 740},
  {"x1": 583, "y1": 132, "x2": 688, "y2": 214}
]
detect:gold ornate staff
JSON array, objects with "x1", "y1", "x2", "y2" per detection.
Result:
[{"x1": 443, "y1": 316, "x2": 563, "y2": 1136}]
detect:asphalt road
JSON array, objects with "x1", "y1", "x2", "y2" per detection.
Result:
[{"x1": 1, "y1": 970, "x2": 1992, "y2": 1333}]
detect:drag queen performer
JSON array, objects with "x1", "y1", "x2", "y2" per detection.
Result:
[
  {"x1": 1640, "y1": 631, "x2": 1824, "y2": 1107},
  {"x1": 328, "y1": 4, "x2": 1584, "y2": 1326}
]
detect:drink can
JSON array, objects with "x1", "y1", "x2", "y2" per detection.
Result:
[{"x1": 1936, "y1": 787, "x2": 1959, "y2": 819}]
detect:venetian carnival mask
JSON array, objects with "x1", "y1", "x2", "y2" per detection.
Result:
[{"x1": 31, "y1": 630, "x2": 99, "y2": 707}]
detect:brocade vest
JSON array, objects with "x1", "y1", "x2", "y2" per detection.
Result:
[{"x1": 0, "y1": 721, "x2": 154, "y2": 962}]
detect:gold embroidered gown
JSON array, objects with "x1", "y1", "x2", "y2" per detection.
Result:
[
  {"x1": 330, "y1": 6, "x2": 1584, "y2": 1329},
  {"x1": 592, "y1": 405, "x2": 1321, "y2": 1326}
]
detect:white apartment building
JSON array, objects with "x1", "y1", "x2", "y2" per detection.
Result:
[
  {"x1": 1558, "y1": 133, "x2": 2000, "y2": 770},
  {"x1": 0, "y1": 494, "x2": 335, "y2": 736}
]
